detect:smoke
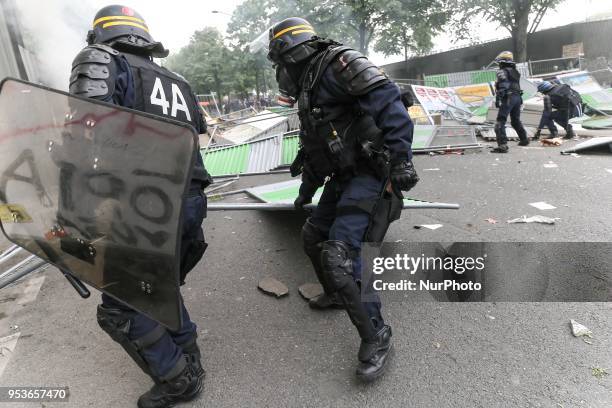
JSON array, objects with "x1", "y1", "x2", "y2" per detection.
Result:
[{"x1": 12, "y1": 0, "x2": 97, "y2": 90}]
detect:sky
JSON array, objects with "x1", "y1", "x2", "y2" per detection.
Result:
[{"x1": 10, "y1": 0, "x2": 612, "y2": 89}]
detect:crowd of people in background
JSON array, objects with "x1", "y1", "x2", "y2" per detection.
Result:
[{"x1": 222, "y1": 95, "x2": 274, "y2": 114}]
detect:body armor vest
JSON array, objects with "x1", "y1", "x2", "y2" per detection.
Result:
[
  {"x1": 121, "y1": 53, "x2": 209, "y2": 187},
  {"x1": 548, "y1": 84, "x2": 581, "y2": 110},
  {"x1": 297, "y1": 46, "x2": 385, "y2": 181},
  {"x1": 502, "y1": 67, "x2": 521, "y2": 93}
]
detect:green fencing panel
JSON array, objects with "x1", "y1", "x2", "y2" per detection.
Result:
[
  {"x1": 203, "y1": 144, "x2": 250, "y2": 176},
  {"x1": 250, "y1": 180, "x2": 437, "y2": 207},
  {"x1": 424, "y1": 74, "x2": 449, "y2": 88},
  {"x1": 282, "y1": 135, "x2": 300, "y2": 165},
  {"x1": 470, "y1": 71, "x2": 496, "y2": 84}
]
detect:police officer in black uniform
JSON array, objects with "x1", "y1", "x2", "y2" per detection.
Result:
[
  {"x1": 268, "y1": 17, "x2": 418, "y2": 381},
  {"x1": 492, "y1": 51, "x2": 529, "y2": 153},
  {"x1": 535, "y1": 80, "x2": 582, "y2": 139},
  {"x1": 69, "y1": 5, "x2": 211, "y2": 407}
]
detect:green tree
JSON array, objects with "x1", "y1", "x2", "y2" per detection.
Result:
[
  {"x1": 166, "y1": 27, "x2": 229, "y2": 99},
  {"x1": 452, "y1": 0, "x2": 562, "y2": 62},
  {"x1": 374, "y1": 0, "x2": 452, "y2": 61}
]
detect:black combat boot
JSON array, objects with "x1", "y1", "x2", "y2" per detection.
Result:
[
  {"x1": 563, "y1": 124, "x2": 575, "y2": 139},
  {"x1": 491, "y1": 144, "x2": 509, "y2": 153},
  {"x1": 137, "y1": 357, "x2": 203, "y2": 408},
  {"x1": 356, "y1": 325, "x2": 393, "y2": 382},
  {"x1": 309, "y1": 292, "x2": 345, "y2": 309},
  {"x1": 518, "y1": 139, "x2": 530, "y2": 146},
  {"x1": 533, "y1": 129, "x2": 541, "y2": 140}
]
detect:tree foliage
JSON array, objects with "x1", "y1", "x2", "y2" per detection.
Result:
[
  {"x1": 374, "y1": 0, "x2": 452, "y2": 60},
  {"x1": 451, "y1": 0, "x2": 563, "y2": 62},
  {"x1": 164, "y1": 0, "x2": 460, "y2": 99},
  {"x1": 227, "y1": 0, "x2": 450, "y2": 55},
  {"x1": 166, "y1": 27, "x2": 269, "y2": 101}
]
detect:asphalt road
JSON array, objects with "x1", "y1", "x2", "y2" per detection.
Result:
[{"x1": 1, "y1": 139, "x2": 611, "y2": 407}]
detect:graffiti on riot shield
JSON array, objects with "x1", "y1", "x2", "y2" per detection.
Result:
[{"x1": 0, "y1": 78, "x2": 197, "y2": 330}]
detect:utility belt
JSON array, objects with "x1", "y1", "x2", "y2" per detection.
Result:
[{"x1": 500, "y1": 89, "x2": 523, "y2": 97}]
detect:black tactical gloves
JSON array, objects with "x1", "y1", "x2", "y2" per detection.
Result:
[
  {"x1": 389, "y1": 160, "x2": 419, "y2": 197},
  {"x1": 294, "y1": 179, "x2": 319, "y2": 210}
]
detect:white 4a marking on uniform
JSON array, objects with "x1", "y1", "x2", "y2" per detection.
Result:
[
  {"x1": 170, "y1": 83, "x2": 191, "y2": 121},
  {"x1": 150, "y1": 77, "x2": 192, "y2": 121},
  {"x1": 150, "y1": 77, "x2": 170, "y2": 115}
]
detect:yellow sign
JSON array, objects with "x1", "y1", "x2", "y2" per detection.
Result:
[
  {"x1": 407, "y1": 105, "x2": 432, "y2": 125},
  {"x1": 0, "y1": 204, "x2": 32, "y2": 223},
  {"x1": 454, "y1": 84, "x2": 493, "y2": 104}
]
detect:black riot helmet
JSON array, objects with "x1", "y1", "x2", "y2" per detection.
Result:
[
  {"x1": 87, "y1": 5, "x2": 168, "y2": 57},
  {"x1": 268, "y1": 17, "x2": 318, "y2": 65}
]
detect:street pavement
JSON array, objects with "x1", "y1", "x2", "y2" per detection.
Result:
[{"x1": 0, "y1": 139, "x2": 611, "y2": 407}]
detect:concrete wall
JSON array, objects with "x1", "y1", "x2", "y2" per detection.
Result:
[{"x1": 383, "y1": 19, "x2": 612, "y2": 80}]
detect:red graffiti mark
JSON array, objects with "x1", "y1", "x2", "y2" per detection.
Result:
[{"x1": 0, "y1": 105, "x2": 189, "y2": 143}]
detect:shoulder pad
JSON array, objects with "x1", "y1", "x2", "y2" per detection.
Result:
[
  {"x1": 331, "y1": 49, "x2": 388, "y2": 95},
  {"x1": 88, "y1": 43, "x2": 120, "y2": 56},
  {"x1": 69, "y1": 45, "x2": 117, "y2": 98}
]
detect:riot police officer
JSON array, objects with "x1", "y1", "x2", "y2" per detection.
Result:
[
  {"x1": 69, "y1": 5, "x2": 211, "y2": 407},
  {"x1": 268, "y1": 17, "x2": 418, "y2": 381},
  {"x1": 535, "y1": 80, "x2": 582, "y2": 139},
  {"x1": 492, "y1": 51, "x2": 529, "y2": 153}
]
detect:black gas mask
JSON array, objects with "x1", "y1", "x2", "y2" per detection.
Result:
[
  {"x1": 269, "y1": 39, "x2": 319, "y2": 108},
  {"x1": 275, "y1": 63, "x2": 303, "y2": 107}
]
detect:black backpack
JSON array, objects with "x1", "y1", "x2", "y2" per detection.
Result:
[{"x1": 553, "y1": 84, "x2": 582, "y2": 109}]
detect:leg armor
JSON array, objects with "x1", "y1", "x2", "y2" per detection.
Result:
[
  {"x1": 302, "y1": 219, "x2": 335, "y2": 295},
  {"x1": 97, "y1": 305, "x2": 186, "y2": 383},
  {"x1": 176, "y1": 334, "x2": 205, "y2": 379},
  {"x1": 509, "y1": 96, "x2": 528, "y2": 142},
  {"x1": 494, "y1": 120, "x2": 508, "y2": 147},
  {"x1": 320, "y1": 240, "x2": 377, "y2": 341}
]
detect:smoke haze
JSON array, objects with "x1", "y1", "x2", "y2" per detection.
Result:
[{"x1": 12, "y1": 0, "x2": 96, "y2": 89}]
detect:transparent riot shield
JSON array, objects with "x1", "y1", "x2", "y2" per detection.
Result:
[{"x1": 0, "y1": 78, "x2": 197, "y2": 330}]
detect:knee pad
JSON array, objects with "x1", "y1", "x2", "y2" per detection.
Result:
[
  {"x1": 97, "y1": 305, "x2": 168, "y2": 380},
  {"x1": 97, "y1": 304, "x2": 132, "y2": 340},
  {"x1": 494, "y1": 121, "x2": 505, "y2": 133},
  {"x1": 321, "y1": 240, "x2": 355, "y2": 291},
  {"x1": 321, "y1": 240, "x2": 378, "y2": 340},
  {"x1": 301, "y1": 219, "x2": 327, "y2": 257},
  {"x1": 510, "y1": 118, "x2": 523, "y2": 128}
]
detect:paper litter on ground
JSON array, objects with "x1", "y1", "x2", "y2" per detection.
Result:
[
  {"x1": 529, "y1": 202, "x2": 557, "y2": 210},
  {"x1": 507, "y1": 215, "x2": 559, "y2": 224},
  {"x1": 420, "y1": 224, "x2": 443, "y2": 230},
  {"x1": 570, "y1": 319, "x2": 593, "y2": 338}
]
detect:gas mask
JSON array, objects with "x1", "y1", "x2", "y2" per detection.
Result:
[{"x1": 275, "y1": 64, "x2": 302, "y2": 108}]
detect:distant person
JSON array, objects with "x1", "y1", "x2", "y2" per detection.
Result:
[
  {"x1": 492, "y1": 51, "x2": 529, "y2": 153},
  {"x1": 534, "y1": 81, "x2": 582, "y2": 140}
]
